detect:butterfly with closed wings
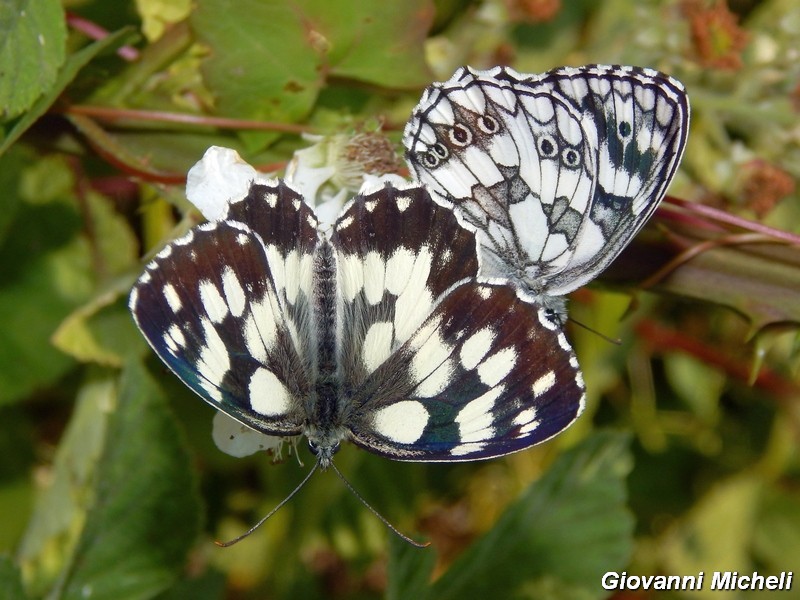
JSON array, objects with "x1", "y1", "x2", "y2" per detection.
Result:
[{"x1": 404, "y1": 64, "x2": 690, "y2": 318}]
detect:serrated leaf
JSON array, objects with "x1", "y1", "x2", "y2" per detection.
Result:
[
  {"x1": 17, "y1": 362, "x2": 202, "y2": 599},
  {"x1": 59, "y1": 361, "x2": 201, "y2": 600},
  {"x1": 605, "y1": 226, "x2": 800, "y2": 332},
  {"x1": 0, "y1": 0, "x2": 66, "y2": 120}
]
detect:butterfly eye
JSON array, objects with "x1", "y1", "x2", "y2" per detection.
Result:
[
  {"x1": 543, "y1": 307, "x2": 564, "y2": 327},
  {"x1": 561, "y1": 148, "x2": 581, "y2": 167},
  {"x1": 432, "y1": 142, "x2": 449, "y2": 159},
  {"x1": 308, "y1": 440, "x2": 319, "y2": 455},
  {"x1": 478, "y1": 115, "x2": 499, "y2": 134},
  {"x1": 448, "y1": 123, "x2": 472, "y2": 147},
  {"x1": 537, "y1": 135, "x2": 558, "y2": 158},
  {"x1": 618, "y1": 121, "x2": 632, "y2": 138}
]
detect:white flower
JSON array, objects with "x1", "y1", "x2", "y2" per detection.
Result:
[
  {"x1": 286, "y1": 132, "x2": 404, "y2": 227},
  {"x1": 212, "y1": 411, "x2": 298, "y2": 460},
  {"x1": 185, "y1": 146, "x2": 275, "y2": 221}
]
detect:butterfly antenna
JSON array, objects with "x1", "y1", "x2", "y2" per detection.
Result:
[
  {"x1": 215, "y1": 462, "x2": 319, "y2": 548},
  {"x1": 567, "y1": 316, "x2": 622, "y2": 345},
  {"x1": 330, "y1": 462, "x2": 430, "y2": 548}
]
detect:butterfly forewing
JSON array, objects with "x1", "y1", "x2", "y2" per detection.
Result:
[
  {"x1": 223, "y1": 181, "x2": 319, "y2": 360},
  {"x1": 404, "y1": 64, "x2": 689, "y2": 297},
  {"x1": 330, "y1": 184, "x2": 480, "y2": 390},
  {"x1": 130, "y1": 193, "x2": 317, "y2": 436}
]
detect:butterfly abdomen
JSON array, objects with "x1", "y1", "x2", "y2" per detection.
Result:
[{"x1": 308, "y1": 239, "x2": 346, "y2": 464}]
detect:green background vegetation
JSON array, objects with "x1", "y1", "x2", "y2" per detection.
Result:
[{"x1": 1, "y1": 0, "x2": 799, "y2": 598}]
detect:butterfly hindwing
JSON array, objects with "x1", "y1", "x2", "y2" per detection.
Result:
[
  {"x1": 404, "y1": 64, "x2": 689, "y2": 296},
  {"x1": 345, "y1": 280, "x2": 585, "y2": 461},
  {"x1": 536, "y1": 65, "x2": 689, "y2": 292},
  {"x1": 130, "y1": 192, "x2": 317, "y2": 436}
]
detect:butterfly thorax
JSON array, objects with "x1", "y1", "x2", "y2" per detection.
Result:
[
  {"x1": 307, "y1": 240, "x2": 347, "y2": 469},
  {"x1": 480, "y1": 246, "x2": 569, "y2": 322}
]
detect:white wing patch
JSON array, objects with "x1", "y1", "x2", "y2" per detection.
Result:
[
  {"x1": 362, "y1": 321, "x2": 394, "y2": 372},
  {"x1": 372, "y1": 400, "x2": 429, "y2": 444},
  {"x1": 249, "y1": 368, "x2": 292, "y2": 416}
]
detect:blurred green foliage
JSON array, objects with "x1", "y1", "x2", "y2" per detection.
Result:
[{"x1": 1, "y1": 0, "x2": 798, "y2": 598}]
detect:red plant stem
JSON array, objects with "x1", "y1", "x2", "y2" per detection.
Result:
[
  {"x1": 65, "y1": 105, "x2": 313, "y2": 134},
  {"x1": 635, "y1": 319, "x2": 799, "y2": 399},
  {"x1": 663, "y1": 196, "x2": 800, "y2": 245},
  {"x1": 66, "y1": 13, "x2": 139, "y2": 61}
]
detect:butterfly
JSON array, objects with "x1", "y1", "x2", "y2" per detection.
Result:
[
  {"x1": 129, "y1": 181, "x2": 585, "y2": 475},
  {"x1": 403, "y1": 64, "x2": 690, "y2": 317}
]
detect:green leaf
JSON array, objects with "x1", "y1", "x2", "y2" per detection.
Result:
[
  {"x1": 17, "y1": 363, "x2": 202, "y2": 599},
  {"x1": 155, "y1": 569, "x2": 226, "y2": 600},
  {"x1": 386, "y1": 534, "x2": 436, "y2": 600},
  {"x1": 52, "y1": 280, "x2": 147, "y2": 367},
  {"x1": 300, "y1": 0, "x2": 433, "y2": 88},
  {"x1": 663, "y1": 353, "x2": 725, "y2": 422},
  {"x1": 0, "y1": 210, "x2": 88, "y2": 405},
  {"x1": 60, "y1": 361, "x2": 202, "y2": 600},
  {"x1": 429, "y1": 432, "x2": 634, "y2": 600},
  {"x1": 661, "y1": 474, "x2": 761, "y2": 579},
  {"x1": 191, "y1": 0, "x2": 432, "y2": 130},
  {"x1": 0, "y1": 0, "x2": 66, "y2": 120},
  {"x1": 0, "y1": 555, "x2": 28, "y2": 600},
  {"x1": 16, "y1": 373, "x2": 119, "y2": 597},
  {"x1": 85, "y1": 191, "x2": 140, "y2": 279},
  {"x1": 0, "y1": 146, "x2": 27, "y2": 245},
  {"x1": 0, "y1": 27, "x2": 136, "y2": 157},
  {"x1": 0, "y1": 153, "x2": 88, "y2": 404},
  {"x1": 752, "y1": 485, "x2": 800, "y2": 573}
]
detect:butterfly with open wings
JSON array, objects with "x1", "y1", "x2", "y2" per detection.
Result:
[{"x1": 130, "y1": 181, "x2": 585, "y2": 473}]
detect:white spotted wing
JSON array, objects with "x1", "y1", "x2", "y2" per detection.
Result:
[{"x1": 130, "y1": 181, "x2": 585, "y2": 464}]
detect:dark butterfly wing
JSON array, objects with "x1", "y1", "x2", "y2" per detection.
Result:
[
  {"x1": 130, "y1": 182, "x2": 320, "y2": 435},
  {"x1": 329, "y1": 183, "x2": 585, "y2": 461},
  {"x1": 346, "y1": 280, "x2": 585, "y2": 461},
  {"x1": 330, "y1": 182, "x2": 481, "y2": 391}
]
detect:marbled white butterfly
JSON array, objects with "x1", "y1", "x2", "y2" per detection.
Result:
[
  {"x1": 129, "y1": 181, "x2": 585, "y2": 476},
  {"x1": 404, "y1": 65, "x2": 690, "y2": 317}
]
